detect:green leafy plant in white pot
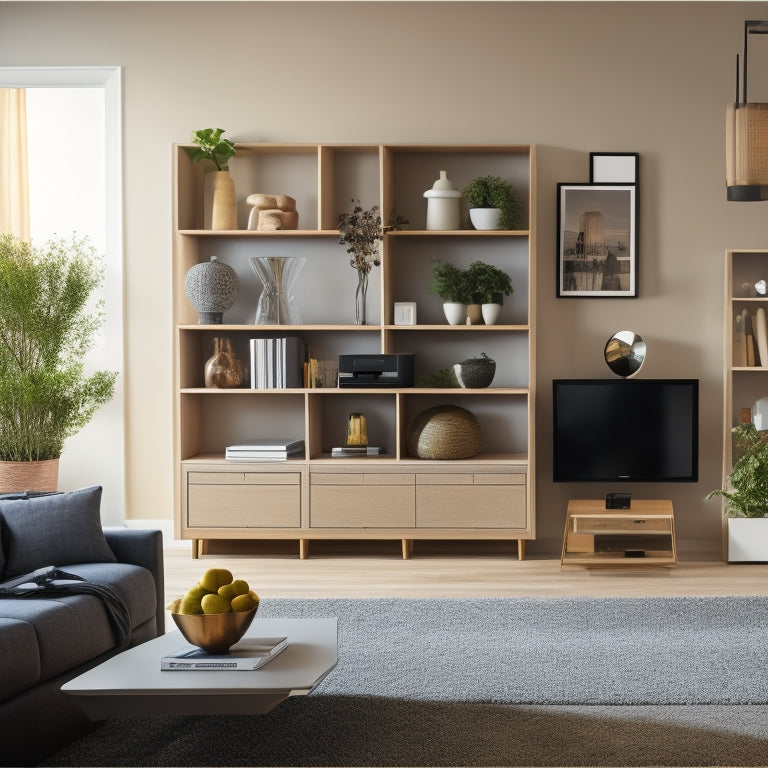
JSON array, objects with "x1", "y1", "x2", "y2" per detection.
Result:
[
  {"x1": 462, "y1": 175, "x2": 523, "y2": 231},
  {"x1": 0, "y1": 234, "x2": 117, "y2": 492},
  {"x1": 188, "y1": 128, "x2": 238, "y2": 231},
  {"x1": 466, "y1": 260, "x2": 513, "y2": 325},
  {"x1": 707, "y1": 422, "x2": 768, "y2": 561},
  {"x1": 429, "y1": 260, "x2": 472, "y2": 325}
]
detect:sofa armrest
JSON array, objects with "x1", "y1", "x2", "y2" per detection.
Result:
[{"x1": 104, "y1": 528, "x2": 165, "y2": 635}]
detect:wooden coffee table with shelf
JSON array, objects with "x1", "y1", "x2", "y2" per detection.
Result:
[{"x1": 62, "y1": 617, "x2": 337, "y2": 718}]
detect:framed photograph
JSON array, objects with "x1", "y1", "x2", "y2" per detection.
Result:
[
  {"x1": 589, "y1": 152, "x2": 639, "y2": 184},
  {"x1": 557, "y1": 183, "x2": 638, "y2": 298},
  {"x1": 394, "y1": 301, "x2": 417, "y2": 325}
]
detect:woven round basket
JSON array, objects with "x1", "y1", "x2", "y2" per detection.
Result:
[{"x1": 407, "y1": 405, "x2": 482, "y2": 460}]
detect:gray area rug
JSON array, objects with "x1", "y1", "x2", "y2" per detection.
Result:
[{"x1": 42, "y1": 597, "x2": 768, "y2": 766}]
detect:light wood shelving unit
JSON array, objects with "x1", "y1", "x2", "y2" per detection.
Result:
[
  {"x1": 721, "y1": 249, "x2": 768, "y2": 560},
  {"x1": 173, "y1": 143, "x2": 536, "y2": 560}
]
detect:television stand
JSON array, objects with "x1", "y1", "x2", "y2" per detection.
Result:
[{"x1": 561, "y1": 499, "x2": 677, "y2": 568}]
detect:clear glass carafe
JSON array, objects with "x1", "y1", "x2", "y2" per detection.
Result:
[{"x1": 249, "y1": 255, "x2": 306, "y2": 324}]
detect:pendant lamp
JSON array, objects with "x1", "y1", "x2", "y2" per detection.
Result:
[{"x1": 726, "y1": 20, "x2": 768, "y2": 201}]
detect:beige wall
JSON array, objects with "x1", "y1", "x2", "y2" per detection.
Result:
[{"x1": 1, "y1": 1, "x2": 766, "y2": 553}]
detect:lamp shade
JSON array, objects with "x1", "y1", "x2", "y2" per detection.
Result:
[{"x1": 726, "y1": 102, "x2": 768, "y2": 201}]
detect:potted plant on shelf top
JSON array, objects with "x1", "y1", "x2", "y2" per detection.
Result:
[
  {"x1": 707, "y1": 422, "x2": 768, "y2": 561},
  {"x1": 462, "y1": 175, "x2": 523, "y2": 231},
  {"x1": 0, "y1": 234, "x2": 117, "y2": 492},
  {"x1": 188, "y1": 128, "x2": 238, "y2": 230}
]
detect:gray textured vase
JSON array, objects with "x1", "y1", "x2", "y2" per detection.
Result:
[{"x1": 185, "y1": 256, "x2": 239, "y2": 324}]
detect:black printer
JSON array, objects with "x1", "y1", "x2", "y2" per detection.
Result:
[{"x1": 338, "y1": 353, "x2": 415, "y2": 388}]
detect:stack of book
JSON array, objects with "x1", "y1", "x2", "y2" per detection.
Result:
[
  {"x1": 225, "y1": 439, "x2": 305, "y2": 461},
  {"x1": 250, "y1": 337, "x2": 304, "y2": 388},
  {"x1": 161, "y1": 636, "x2": 288, "y2": 671},
  {"x1": 331, "y1": 446, "x2": 384, "y2": 457}
]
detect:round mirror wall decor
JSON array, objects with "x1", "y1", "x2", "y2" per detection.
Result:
[{"x1": 604, "y1": 330, "x2": 646, "y2": 378}]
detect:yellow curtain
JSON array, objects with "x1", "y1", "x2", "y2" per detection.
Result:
[{"x1": 0, "y1": 88, "x2": 30, "y2": 240}]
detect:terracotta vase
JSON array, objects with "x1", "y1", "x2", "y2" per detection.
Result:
[{"x1": 0, "y1": 458, "x2": 59, "y2": 493}]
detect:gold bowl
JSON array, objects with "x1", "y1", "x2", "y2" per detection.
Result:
[{"x1": 168, "y1": 598, "x2": 259, "y2": 654}]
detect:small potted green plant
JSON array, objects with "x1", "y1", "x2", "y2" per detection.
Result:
[
  {"x1": 466, "y1": 260, "x2": 514, "y2": 325},
  {"x1": 707, "y1": 422, "x2": 768, "y2": 561},
  {"x1": 429, "y1": 260, "x2": 471, "y2": 325},
  {"x1": 188, "y1": 128, "x2": 238, "y2": 230},
  {"x1": 0, "y1": 234, "x2": 117, "y2": 491},
  {"x1": 462, "y1": 175, "x2": 523, "y2": 231}
]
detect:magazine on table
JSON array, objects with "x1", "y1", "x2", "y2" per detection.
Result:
[{"x1": 161, "y1": 637, "x2": 288, "y2": 671}]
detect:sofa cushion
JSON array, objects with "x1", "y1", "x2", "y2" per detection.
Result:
[
  {"x1": 62, "y1": 561, "x2": 158, "y2": 633},
  {"x1": 0, "y1": 595, "x2": 116, "y2": 683},
  {"x1": 0, "y1": 617, "x2": 40, "y2": 702},
  {"x1": 0, "y1": 486, "x2": 116, "y2": 578}
]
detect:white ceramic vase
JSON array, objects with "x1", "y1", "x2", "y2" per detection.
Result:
[
  {"x1": 442, "y1": 302, "x2": 467, "y2": 325},
  {"x1": 469, "y1": 207, "x2": 501, "y2": 230},
  {"x1": 481, "y1": 303, "x2": 502, "y2": 325}
]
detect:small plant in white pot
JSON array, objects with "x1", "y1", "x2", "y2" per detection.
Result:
[
  {"x1": 462, "y1": 175, "x2": 522, "y2": 231},
  {"x1": 466, "y1": 261, "x2": 513, "y2": 325},
  {"x1": 707, "y1": 422, "x2": 768, "y2": 561},
  {"x1": 429, "y1": 260, "x2": 471, "y2": 325}
]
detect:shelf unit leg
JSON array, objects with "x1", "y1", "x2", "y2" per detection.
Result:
[
  {"x1": 299, "y1": 539, "x2": 309, "y2": 559},
  {"x1": 191, "y1": 539, "x2": 200, "y2": 559},
  {"x1": 401, "y1": 539, "x2": 413, "y2": 559},
  {"x1": 517, "y1": 539, "x2": 526, "y2": 561}
]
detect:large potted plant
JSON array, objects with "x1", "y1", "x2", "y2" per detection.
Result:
[
  {"x1": 462, "y1": 175, "x2": 523, "y2": 231},
  {"x1": 0, "y1": 234, "x2": 117, "y2": 492},
  {"x1": 429, "y1": 260, "x2": 471, "y2": 325},
  {"x1": 707, "y1": 422, "x2": 768, "y2": 561},
  {"x1": 188, "y1": 128, "x2": 238, "y2": 230},
  {"x1": 466, "y1": 260, "x2": 514, "y2": 325}
]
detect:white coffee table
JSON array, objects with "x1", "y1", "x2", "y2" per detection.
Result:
[{"x1": 62, "y1": 617, "x2": 338, "y2": 718}]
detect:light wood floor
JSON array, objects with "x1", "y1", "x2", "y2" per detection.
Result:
[{"x1": 162, "y1": 541, "x2": 768, "y2": 607}]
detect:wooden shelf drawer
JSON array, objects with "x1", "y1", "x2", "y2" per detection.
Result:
[
  {"x1": 571, "y1": 514, "x2": 672, "y2": 535},
  {"x1": 187, "y1": 472, "x2": 301, "y2": 528},
  {"x1": 310, "y1": 484, "x2": 415, "y2": 528},
  {"x1": 416, "y1": 483, "x2": 527, "y2": 528}
]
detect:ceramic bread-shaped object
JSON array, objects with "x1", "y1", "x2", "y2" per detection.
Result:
[{"x1": 246, "y1": 194, "x2": 299, "y2": 230}]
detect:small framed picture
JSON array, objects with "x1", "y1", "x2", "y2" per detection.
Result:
[
  {"x1": 557, "y1": 183, "x2": 638, "y2": 298},
  {"x1": 394, "y1": 302, "x2": 417, "y2": 326},
  {"x1": 589, "y1": 152, "x2": 639, "y2": 184}
]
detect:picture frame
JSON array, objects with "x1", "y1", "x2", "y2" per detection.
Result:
[
  {"x1": 557, "y1": 183, "x2": 638, "y2": 298},
  {"x1": 589, "y1": 152, "x2": 639, "y2": 184},
  {"x1": 394, "y1": 301, "x2": 417, "y2": 326}
]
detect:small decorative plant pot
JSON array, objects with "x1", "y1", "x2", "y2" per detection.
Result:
[
  {"x1": 466, "y1": 304, "x2": 483, "y2": 325},
  {"x1": 469, "y1": 208, "x2": 501, "y2": 230},
  {"x1": 481, "y1": 303, "x2": 502, "y2": 325},
  {"x1": 453, "y1": 356, "x2": 496, "y2": 388},
  {"x1": 442, "y1": 302, "x2": 467, "y2": 325}
]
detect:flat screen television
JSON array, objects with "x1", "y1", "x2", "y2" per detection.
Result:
[{"x1": 552, "y1": 379, "x2": 699, "y2": 483}]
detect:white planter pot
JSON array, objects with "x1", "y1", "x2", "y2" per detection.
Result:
[
  {"x1": 442, "y1": 302, "x2": 467, "y2": 325},
  {"x1": 469, "y1": 207, "x2": 501, "y2": 230},
  {"x1": 481, "y1": 303, "x2": 502, "y2": 325},
  {"x1": 727, "y1": 517, "x2": 768, "y2": 562}
]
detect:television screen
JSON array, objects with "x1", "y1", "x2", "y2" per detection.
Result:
[{"x1": 552, "y1": 379, "x2": 699, "y2": 482}]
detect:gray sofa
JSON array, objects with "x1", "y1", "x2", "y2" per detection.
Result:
[{"x1": 0, "y1": 486, "x2": 164, "y2": 766}]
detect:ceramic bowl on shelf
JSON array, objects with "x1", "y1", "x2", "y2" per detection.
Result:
[
  {"x1": 453, "y1": 356, "x2": 496, "y2": 388},
  {"x1": 167, "y1": 598, "x2": 258, "y2": 655}
]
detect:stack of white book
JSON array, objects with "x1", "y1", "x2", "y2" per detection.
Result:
[
  {"x1": 225, "y1": 438, "x2": 305, "y2": 461},
  {"x1": 250, "y1": 337, "x2": 304, "y2": 389}
]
